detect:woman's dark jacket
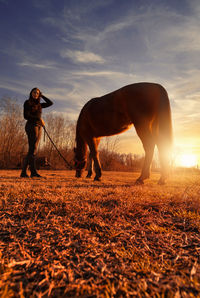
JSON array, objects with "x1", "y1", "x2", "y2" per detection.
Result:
[{"x1": 23, "y1": 95, "x2": 53, "y2": 125}]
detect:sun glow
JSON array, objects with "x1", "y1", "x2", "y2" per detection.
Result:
[{"x1": 176, "y1": 153, "x2": 198, "y2": 168}]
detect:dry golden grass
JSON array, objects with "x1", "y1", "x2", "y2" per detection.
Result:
[{"x1": 0, "y1": 169, "x2": 200, "y2": 297}]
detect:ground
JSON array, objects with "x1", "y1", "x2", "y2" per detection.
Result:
[{"x1": 0, "y1": 169, "x2": 200, "y2": 297}]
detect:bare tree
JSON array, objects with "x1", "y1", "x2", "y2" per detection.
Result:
[
  {"x1": 0, "y1": 97, "x2": 26, "y2": 168},
  {"x1": 99, "y1": 135, "x2": 120, "y2": 153},
  {"x1": 97, "y1": 135, "x2": 121, "y2": 170},
  {"x1": 41, "y1": 113, "x2": 76, "y2": 168}
]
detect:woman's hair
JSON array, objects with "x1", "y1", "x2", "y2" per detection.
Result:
[{"x1": 29, "y1": 87, "x2": 40, "y2": 100}]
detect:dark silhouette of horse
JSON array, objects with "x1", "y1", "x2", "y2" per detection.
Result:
[{"x1": 74, "y1": 82, "x2": 173, "y2": 184}]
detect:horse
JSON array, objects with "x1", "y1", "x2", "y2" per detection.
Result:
[{"x1": 74, "y1": 82, "x2": 173, "y2": 184}]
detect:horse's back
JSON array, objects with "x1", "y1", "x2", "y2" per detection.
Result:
[
  {"x1": 78, "y1": 82, "x2": 170, "y2": 137},
  {"x1": 84, "y1": 82, "x2": 168, "y2": 115}
]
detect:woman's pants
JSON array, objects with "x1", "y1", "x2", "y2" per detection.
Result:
[{"x1": 21, "y1": 123, "x2": 42, "y2": 175}]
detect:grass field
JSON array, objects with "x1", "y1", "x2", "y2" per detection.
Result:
[{"x1": 0, "y1": 169, "x2": 200, "y2": 297}]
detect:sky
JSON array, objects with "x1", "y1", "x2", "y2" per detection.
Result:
[{"x1": 0, "y1": 0, "x2": 200, "y2": 165}]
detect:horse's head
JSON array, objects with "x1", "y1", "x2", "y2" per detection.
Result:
[{"x1": 74, "y1": 147, "x2": 86, "y2": 177}]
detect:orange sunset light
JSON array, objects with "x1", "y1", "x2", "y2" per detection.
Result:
[{"x1": 176, "y1": 153, "x2": 198, "y2": 168}]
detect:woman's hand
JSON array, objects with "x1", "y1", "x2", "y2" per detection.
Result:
[{"x1": 40, "y1": 119, "x2": 45, "y2": 127}]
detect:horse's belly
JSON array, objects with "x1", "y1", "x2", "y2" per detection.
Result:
[
  {"x1": 94, "y1": 123, "x2": 132, "y2": 137},
  {"x1": 88, "y1": 106, "x2": 132, "y2": 137}
]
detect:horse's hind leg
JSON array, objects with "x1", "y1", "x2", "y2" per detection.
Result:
[
  {"x1": 86, "y1": 152, "x2": 93, "y2": 178},
  {"x1": 157, "y1": 142, "x2": 169, "y2": 185},
  {"x1": 135, "y1": 124, "x2": 155, "y2": 184},
  {"x1": 87, "y1": 138, "x2": 101, "y2": 181}
]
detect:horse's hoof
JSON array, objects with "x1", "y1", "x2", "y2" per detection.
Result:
[
  {"x1": 135, "y1": 179, "x2": 144, "y2": 185},
  {"x1": 94, "y1": 176, "x2": 101, "y2": 181},
  {"x1": 75, "y1": 174, "x2": 81, "y2": 178},
  {"x1": 86, "y1": 175, "x2": 92, "y2": 178}
]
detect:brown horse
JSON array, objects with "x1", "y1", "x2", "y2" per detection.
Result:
[{"x1": 74, "y1": 82, "x2": 172, "y2": 184}]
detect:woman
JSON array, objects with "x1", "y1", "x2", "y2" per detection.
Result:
[{"x1": 20, "y1": 87, "x2": 53, "y2": 177}]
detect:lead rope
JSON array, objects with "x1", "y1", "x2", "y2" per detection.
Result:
[
  {"x1": 43, "y1": 126, "x2": 73, "y2": 170},
  {"x1": 43, "y1": 127, "x2": 46, "y2": 142}
]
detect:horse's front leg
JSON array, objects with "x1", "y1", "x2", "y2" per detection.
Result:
[
  {"x1": 88, "y1": 138, "x2": 101, "y2": 181},
  {"x1": 93, "y1": 159, "x2": 101, "y2": 181},
  {"x1": 86, "y1": 152, "x2": 93, "y2": 178}
]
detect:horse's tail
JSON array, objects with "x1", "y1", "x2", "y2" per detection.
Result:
[
  {"x1": 155, "y1": 86, "x2": 173, "y2": 179},
  {"x1": 157, "y1": 86, "x2": 173, "y2": 148}
]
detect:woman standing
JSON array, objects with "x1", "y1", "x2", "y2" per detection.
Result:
[{"x1": 20, "y1": 87, "x2": 53, "y2": 177}]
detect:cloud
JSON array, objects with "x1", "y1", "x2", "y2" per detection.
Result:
[
  {"x1": 73, "y1": 70, "x2": 125, "y2": 77},
  {"x1": 188, "y1": 0, "x2": 200, "y2": 17},
  {"x1": 0, "y1": 78, "x2": 32, "y2": 97},
  {"x1": 61, "y1": 50, "x2": 105, "y2": 64},
  {"x1": 39, "y1": 1, "x2": 200, "y2": 71},
  {"x1": 18, "y1": 61, "x2": 56, "y2": 69}
]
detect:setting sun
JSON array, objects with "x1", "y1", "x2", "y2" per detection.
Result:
[{"x1": 176, "y1": 153, "x2": 198, "y2": 168}]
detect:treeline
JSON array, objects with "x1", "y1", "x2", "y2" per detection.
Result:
[{"x1": 0, "y1": 97, "x2": 157, "y2": 172}]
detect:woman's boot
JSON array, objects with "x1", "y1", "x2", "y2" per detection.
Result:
[
  {"x1": 20, "y1": 156, "x2": 29, "y2": 177},
  {"x1": 29, "y1": 155, "x2": 41, "y2": 177}
]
